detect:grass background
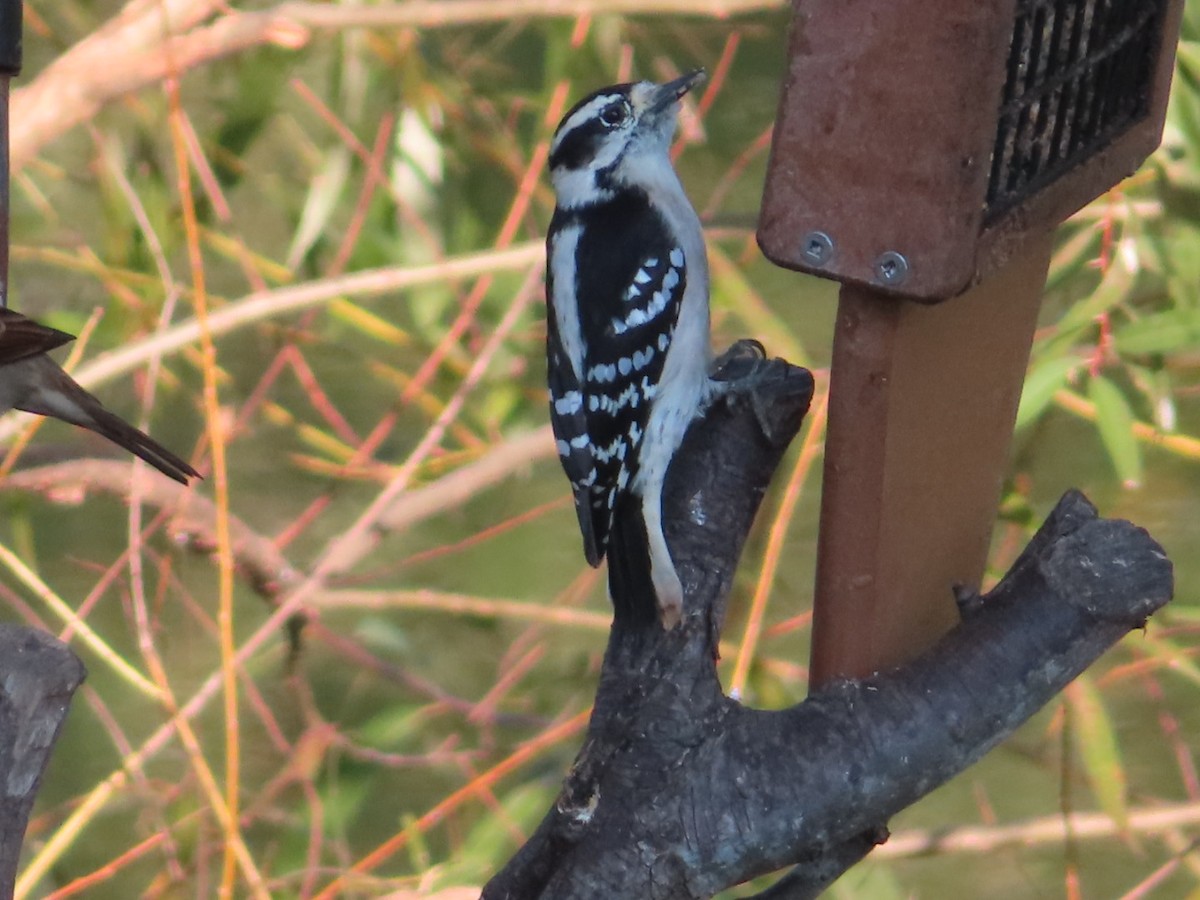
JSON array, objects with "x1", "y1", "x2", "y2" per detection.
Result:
[{"x1": 0, "y1": 1, "x2": 1198, "y2": 897}]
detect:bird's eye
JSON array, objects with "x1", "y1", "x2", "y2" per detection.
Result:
[{"x1": 599, "y1": 102, "x2": 630, "y2": 128}]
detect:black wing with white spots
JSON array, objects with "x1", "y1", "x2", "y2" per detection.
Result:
[
  {"x1": 546, "y1": 190, "x2": 686, "y2": 566},
  {"x1": 546, "y1": 273, "x2": 601, "y2": 564}
]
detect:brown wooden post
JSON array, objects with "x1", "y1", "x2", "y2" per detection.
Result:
[
  {"x1": 812, "y1": 246, "x2": 1052, "y2": 679},
  {"x1": 758, "y1": 0, "x2": 1185, "y2": 685}
]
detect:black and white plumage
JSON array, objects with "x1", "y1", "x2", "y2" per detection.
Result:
[
  {"x1": 0, "y1": 308, "x2": 200, "y2": 484},
  {"x1": 545, "y1": 71, "x2": 711, "y2": 628}
]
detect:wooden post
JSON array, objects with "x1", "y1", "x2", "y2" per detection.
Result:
[{"x1": 811, "y1": 239, "x2": 1052, "y2": 682}]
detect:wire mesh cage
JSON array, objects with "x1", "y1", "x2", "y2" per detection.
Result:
[{"x1": 988, "y1": 0, "x2": 1170, "y2": 218}]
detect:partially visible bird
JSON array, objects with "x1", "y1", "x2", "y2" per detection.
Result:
[
  {"x1": 0, "y1": 309, "x2": 74, "y2": 365},
  {"x1": 0, "y1": 308, "x2": 200, "y2": 484}
]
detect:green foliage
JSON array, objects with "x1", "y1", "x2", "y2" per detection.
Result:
[
  {"x1": 1068, "y1": 676, "x2": 1130, "y2": 835},
  {"x1": 1089, "y1": 373, "x2": 1145, "y2": 487}
]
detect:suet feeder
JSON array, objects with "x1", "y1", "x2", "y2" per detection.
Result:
[{"x1": 758, "y1": 0, "x2": 1185, "y2": 683}]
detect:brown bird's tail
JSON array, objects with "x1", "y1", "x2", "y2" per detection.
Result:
[
  {"x1": 14, "y1": 356, "x2": 200, "y2": 484},
  {"x1": 73, "y1": 401, "x2": 200, "y2": 484}
]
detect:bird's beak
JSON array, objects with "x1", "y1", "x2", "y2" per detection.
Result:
[{"x1": 648, "y1": 69, "x2": 706, "y2": 114}]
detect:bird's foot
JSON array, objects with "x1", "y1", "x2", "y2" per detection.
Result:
[{"x1": 708, "y1": 340, "x2": 814, "y2": 447}]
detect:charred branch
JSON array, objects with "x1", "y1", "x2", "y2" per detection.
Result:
[{"x1": 483, "y1": 347, "x2": 1173, "y2": 899}]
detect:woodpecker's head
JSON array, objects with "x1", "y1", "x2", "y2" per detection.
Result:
[{"x1": 549, "y1": 70, "x2": 704, "y2": 209}]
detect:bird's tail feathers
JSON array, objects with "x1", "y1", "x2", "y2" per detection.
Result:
[
  {"x1": 606, "y1": 496, "x2": 660, "y2": 626},
  {"x1": 573, "y1": 490, "x2": 603, "y2": 568},
  {"x1": 20, "y1": 374, "x2": 199, "y2": 484},
  {"x1": 76, "y1": 403, "x2": 199, "y2": 484}
]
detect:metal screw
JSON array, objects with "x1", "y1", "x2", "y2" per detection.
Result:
[
  {"x1": 801, "y1": 230, "x2": 834, "y2": 266},
  {"x1": 873, "y1": 251, "x2": 909, "y2": 286}
]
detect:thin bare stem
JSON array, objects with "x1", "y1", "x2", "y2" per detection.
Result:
[
  {"x1": 314, "y1": 589, "x2": 610, "y2": 631},
  {"x1": 878, "y1": 801, "x2": 1200, "y2": 859},
  {"x1": 377, "y1": 427, "x2": 555, "y2": 533},
  {"x1": 12, "y1": 0, "x2": 783, "y2": 171},
  {"x1": 164, "y1": 46, "x2": 243, "y2": 894},
  {"x1": 0, "y1": 243, "x2": 543, "y2": 445},
  {"x1": 0, "y1": 542, "x2": 162, "y2": 699},
  {"x1": 312, "y1": 708, "x2": 592, "y2": 898}
]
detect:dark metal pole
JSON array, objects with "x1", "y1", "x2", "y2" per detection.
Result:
[{"x1": 0, "y1": 0, "x2": 20, "y2": 309}]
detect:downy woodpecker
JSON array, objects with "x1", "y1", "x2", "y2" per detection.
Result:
[{"x1": 545, "y1": 71, "x2": 711, "y2": 628}]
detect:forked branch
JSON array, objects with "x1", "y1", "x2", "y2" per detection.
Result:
[{"x1": 484, "y1": 345, "x2": 1173, "y2": 899}]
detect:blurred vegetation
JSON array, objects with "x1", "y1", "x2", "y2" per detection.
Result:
[{"x1": 0, "y1": 1, "x2": 1197, "y2": 897}]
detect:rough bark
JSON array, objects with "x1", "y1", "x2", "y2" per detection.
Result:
[
  {"x1": 0, "y1": 625, "x2": 86, "y2": 897},
  {"x1": 483, "y1": 348, "x2": 1174, "y2": 899}
]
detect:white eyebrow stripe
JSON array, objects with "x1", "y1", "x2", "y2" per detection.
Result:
[{"x1": 551, "y1": 94, "x2": 626, "y2": 155}]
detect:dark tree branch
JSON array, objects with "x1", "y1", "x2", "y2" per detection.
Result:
[
  {"x1": 0, "y1": 625, "x2": 86, "y2": 896},
  {"x1": 744, "y1": 829, "x2": 884, "y2": 900},
  {"x1": 483, "y1": 348, "x2": 1173, "y2": 900}
]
